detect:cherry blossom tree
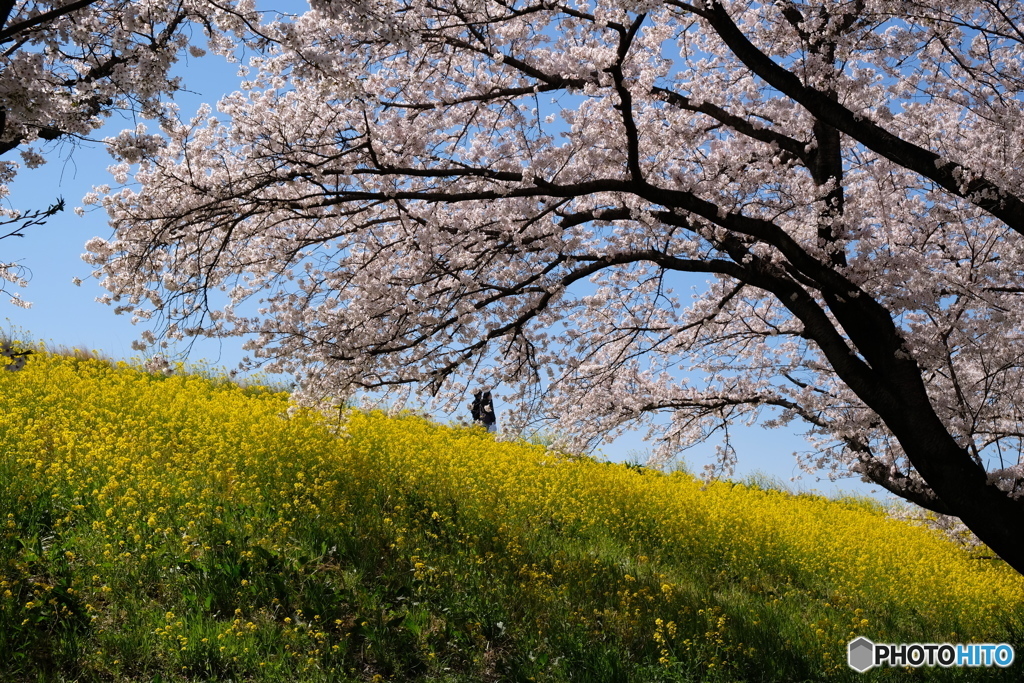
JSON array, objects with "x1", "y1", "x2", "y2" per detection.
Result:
[
  {"x1": 0, "y1": 0, "x2": 267, "y2": 304},
  {"x1": 87, "y1": 0, "x2": 1024, "y2": 572}
]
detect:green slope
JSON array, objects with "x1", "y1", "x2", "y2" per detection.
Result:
[{"x1": 0, "y1": 350, "x2": 1021, "y2": 682}]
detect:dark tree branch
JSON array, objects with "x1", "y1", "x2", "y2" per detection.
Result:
[
  {"x1": 702, "y1": 0, "x2": 1024, "y2": 236},
  {"x1": 0, "y1": 0, "x2": 102, "y2": 42}
]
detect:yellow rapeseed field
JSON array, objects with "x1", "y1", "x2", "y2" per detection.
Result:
[{"x1": 0, "y1": 349, "x2": 1021, "y2": 681}]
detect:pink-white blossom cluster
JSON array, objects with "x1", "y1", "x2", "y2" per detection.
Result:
[{"x1": 0, "y1": 0, "x2": 265, "y2": 195}]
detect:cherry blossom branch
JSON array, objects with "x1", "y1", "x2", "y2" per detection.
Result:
[{"x1": 701, "y1": 0, "x2": 1024, "y2": 235}]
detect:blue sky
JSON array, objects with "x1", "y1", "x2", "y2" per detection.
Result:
[{"x1": 0, "y1": 15, "x2": 884, "y2": 501}]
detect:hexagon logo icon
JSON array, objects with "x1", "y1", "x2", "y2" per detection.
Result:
[{"x1": 848, "y1": 637, "x2": 875, "y2": 672}]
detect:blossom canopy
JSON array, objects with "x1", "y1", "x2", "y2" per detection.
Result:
[{"x1": 85, "y1": 1, "x2": 1024, "y2": 572}]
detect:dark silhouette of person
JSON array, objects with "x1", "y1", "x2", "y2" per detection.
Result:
[{"x1": 470, "y1": 390, "x2": 497, "y2": 433}]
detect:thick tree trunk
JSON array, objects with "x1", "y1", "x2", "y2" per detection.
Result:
[{"x1": 884, "y1": 391, "x2": 1024, "y2": 573}]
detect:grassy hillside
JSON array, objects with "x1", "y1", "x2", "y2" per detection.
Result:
[{"x1": 0, "y1": 349, "x2": 1021, "y2": 681}]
